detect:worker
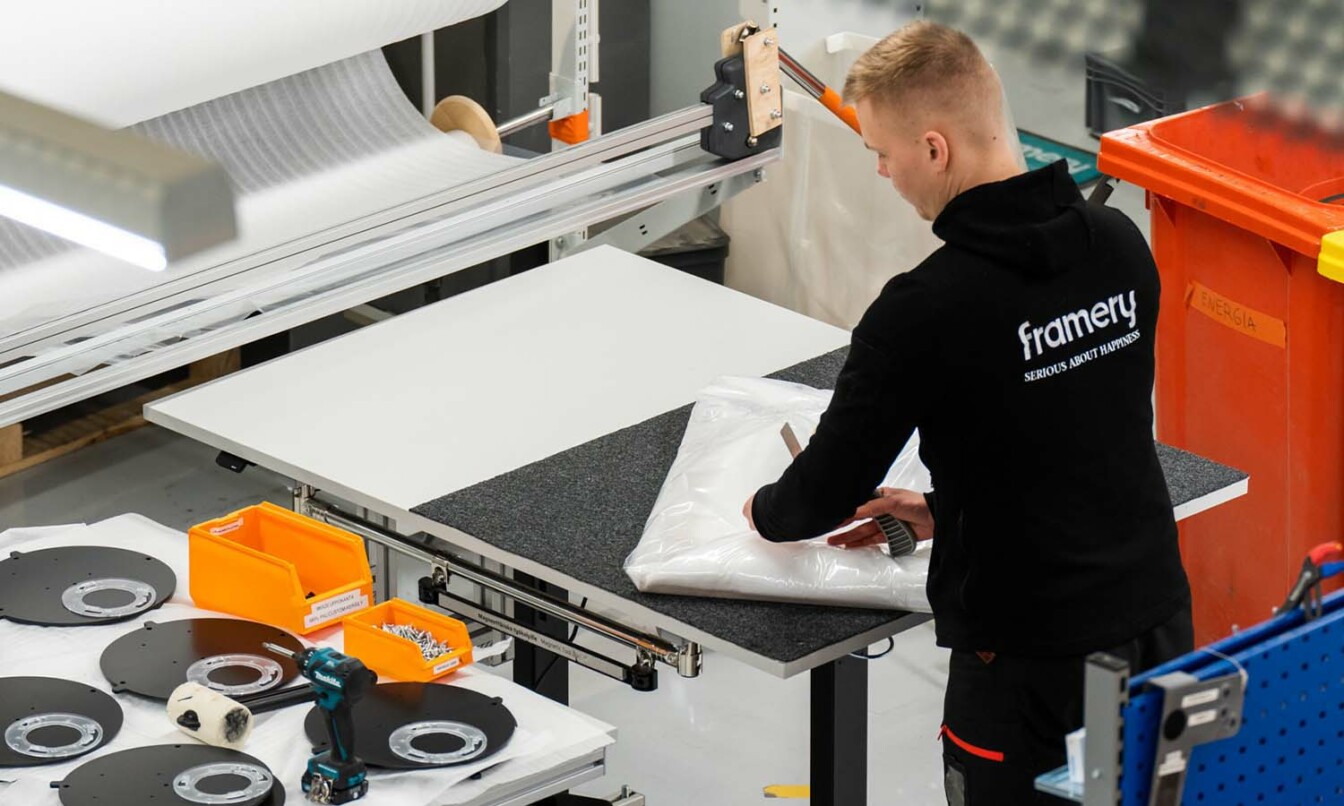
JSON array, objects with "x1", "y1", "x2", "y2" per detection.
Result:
[{"x1": 743, "y1": 21, "x2": 1192, "y2": 805}]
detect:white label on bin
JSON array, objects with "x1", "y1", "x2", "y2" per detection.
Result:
[
  {"x1": 304, "y1": 590, "x2": 368, "y2": 629},
  {"x1": 209, "y1": 518, "x2": 244, "y2": 536},
  {"x1": 1188, "y1": 709, "x2": 1218, "y2": 728},
  {"x1": 432, "y1": 657, "x2": 462, "y2": 675},
  {"x1": 1181, "y1": 689, "x2": 1220, "y2": 709}
]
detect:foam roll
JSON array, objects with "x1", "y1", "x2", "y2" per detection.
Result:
[
  {"x1": 0, "y1": 48, "x2": 520, "y2": 345},
  {"x1": 168, "y1": 682, "x2": 254, "y2": 750},
  {"x1": 0, "y1": 0, "x2": 509, "y2": 128}
]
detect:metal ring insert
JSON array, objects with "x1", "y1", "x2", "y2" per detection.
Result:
[
  {"x1": 388, "y1": 720, "x2": 488, "y2": 764},
  {"x1": 172, "y1": 761, "x2": 273, "y2": 805},
  {"x1": 185, "y1": 654, "x2": 284, "y2": 697},
  {"x1": 60, "y1": 577, "x2": 156, "y2": 619},
  {"x1": 4, "y1": 712, "x2": 102, "y2": 759}
]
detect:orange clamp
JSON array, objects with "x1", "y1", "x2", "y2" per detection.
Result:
[{"x1": 548, "y1": 109, "x2": 591, "y2": 145}]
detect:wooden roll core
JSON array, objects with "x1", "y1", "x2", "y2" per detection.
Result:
[{"x1": 430, "y1": 95, "x2": 502, "y2": 154}]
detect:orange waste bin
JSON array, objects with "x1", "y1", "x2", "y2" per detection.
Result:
[{"x1": 1099, "y1": 100, "x2": 1344, "y2": 643}]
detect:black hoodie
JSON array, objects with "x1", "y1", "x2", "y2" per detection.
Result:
[{"x1": 752, "y1": 161, "x2": 1190, "y2": 657}]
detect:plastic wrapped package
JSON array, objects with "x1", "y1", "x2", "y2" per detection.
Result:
[{"x1": 624, "y1": 376, "x2": 933, "y2": 612}]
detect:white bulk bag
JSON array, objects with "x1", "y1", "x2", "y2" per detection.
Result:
[{"x1": 624, "y1": 376, "x2": 933, "y2": 612}]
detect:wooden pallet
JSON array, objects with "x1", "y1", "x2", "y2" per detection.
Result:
[{"x1": 0, "y1": 350, "x2": 240, "y2": 480}]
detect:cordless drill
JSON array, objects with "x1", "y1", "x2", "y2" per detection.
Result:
[{"x1": 264, "y1": 643, "x2": 377, "y2": 804}]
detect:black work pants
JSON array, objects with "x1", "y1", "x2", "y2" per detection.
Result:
[{"x1": 941, "y1": 601, "x2": 1194, "y2": 805}]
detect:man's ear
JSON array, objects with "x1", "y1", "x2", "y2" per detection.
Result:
[{"x1": 923, "y1": 130, "x2": 950, "y2": 173}]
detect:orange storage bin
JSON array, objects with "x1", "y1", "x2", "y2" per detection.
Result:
[
  {"x1": 343, "y1": 598, "x2": 473, "y2": 682},
  {"x1": 1100, "y1": 100, "x2": 1344, "y2": 643},
  {"x1": 189, "y1": 503, "x2": 373, "y2": 635}
]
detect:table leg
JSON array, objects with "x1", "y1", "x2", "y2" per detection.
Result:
[
  {"x1": 512, "y1": 571, "x2": 570, "y2": 705},
  {"x1": 811, "y1": 655, "x2": 869, "y2": 806}
]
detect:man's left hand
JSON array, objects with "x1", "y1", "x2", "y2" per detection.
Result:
[{"x1": 742, "y1": 494, "x2": 757, "y2": 532}]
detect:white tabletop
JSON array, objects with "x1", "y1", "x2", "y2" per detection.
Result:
[
  {"x1": 0, "y1": 516, "x2": 615, "y2": 806},
  {"x1": 147, "y1": 246, "x2": 848, "y2": 514}
]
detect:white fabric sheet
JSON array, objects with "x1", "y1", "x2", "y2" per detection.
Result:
[
  {"x1": 0, "y1": 515, "x2": 613, "y2": 806},
  {"x1": 624, "y1": 377, "x2": 934, "y2": 612},
  {"x1": 0, "y1": 1, "x2": 508, "y2": 128}
]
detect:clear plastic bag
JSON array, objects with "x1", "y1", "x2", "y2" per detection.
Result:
[{"x1": 624, "y1": 376, "x2": 932, "y2": 612}]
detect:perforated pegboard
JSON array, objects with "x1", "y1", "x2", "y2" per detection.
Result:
[{"x1": 1121, "y1": 599, "x2": 1344, "y2": 805}]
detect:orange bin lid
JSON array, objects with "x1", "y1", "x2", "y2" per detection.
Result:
[{"x1": 1098, "y1": 98, "x2": 1344, "y2": 281}]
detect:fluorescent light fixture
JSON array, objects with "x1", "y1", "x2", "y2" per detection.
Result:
[
  {"x1": 0, "y1": 90, "x2": 235, "y2": 270},
  {"x1": 0, "y1": 183, "x2": 167, "y2": 271}
]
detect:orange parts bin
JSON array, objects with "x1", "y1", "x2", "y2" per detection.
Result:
[
  {"x1": 1100, "y1": 100, "x2": 1344, "y2": 643},
  {"x1": 189, "y1": 503, "x2": 373, "y2": 635},
  {"x1": 343, "y1": 599, "x2": 473, "y2": 682}
]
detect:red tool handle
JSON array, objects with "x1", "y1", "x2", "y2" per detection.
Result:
[{"x1": 1307, "y1": 541, "x2": 1343, "y2": 566}]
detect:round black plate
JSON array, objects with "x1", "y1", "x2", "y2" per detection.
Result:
[
  {"x1": 304, "y1": 682, "x2": 516, "y2": 769},
  {"x1": 0, "y1": 677, "x2": 122, "y2": 767},
  {"x1": 100, "y1": 618, "x2": 303, "y2": 701},
  {"x1": 55, "y1": 744, "x2": 284, "y2": 806},
  {"x1": 0, "y1": 546, "x2": 176, "y2": 626}
]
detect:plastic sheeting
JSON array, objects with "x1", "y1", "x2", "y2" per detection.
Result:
[
  {"x1": 625, "y1": 377, "x2": 933, "y2": 612},
  {"x1": 0, "y1": 50, "x2": 520, "y2": 372}
]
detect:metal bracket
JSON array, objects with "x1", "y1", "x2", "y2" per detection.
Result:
[
  {"x1": 561, "y1": 168, "x2": 762, "y2": 259},
  {"x1": 1081, "y1": 652, "x2": 1129, "y2": 806},
  {"x1": 215, "y1": 451, "x2": 254, "y2": 474},
  {"x1": 421, "y1": 565, "x2": 659, "y2": 691},
  {"x1": 702, "y1": 29, "x2": 783, "y2": 160},
  {"x1": 1145, "y1": 669, "x2": 1246, "y2": 805},
  {"x1": 548, "y1": 0, "x2": 594, "y2": 120},
  {"x1": 299, "y1": 497, "x2": 703, "y2": 691}
]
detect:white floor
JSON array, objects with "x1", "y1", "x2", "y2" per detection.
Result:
[{"x1": 0, "y1": 426, "x2": 950, "y2": 804}]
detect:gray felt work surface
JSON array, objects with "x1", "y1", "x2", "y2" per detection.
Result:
[{"x1": 412, "y1": 349, "x2": 1246, "y2": 666}]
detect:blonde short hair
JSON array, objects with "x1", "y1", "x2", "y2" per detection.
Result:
[{"x1": 843, "y1": 21, "x2": 996, "y2": 116}]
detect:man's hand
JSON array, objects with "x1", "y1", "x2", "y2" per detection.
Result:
[
  {"x1": 742, "y1": 494, "x2": 757, "y2": 532},
  {"x1": 827, "y1": 488, "x2": 934, "y2": 549}
]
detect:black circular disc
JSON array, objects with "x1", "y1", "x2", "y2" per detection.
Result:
[
  {"x1": 0, "y1": 546, "x2": 176, "y2": 626},
  {"x1": 304, "y1": 682, "x2": 516, "y2": 769},
  {"x1": 100, "y1": 618, "x2": 303, "y2": 701},
  {"x1": 56, "y1": 744, "x2": 284, "y2": 806},
  {"x1": 0, "y1": 677, "x2": 123, "y2": 767}
]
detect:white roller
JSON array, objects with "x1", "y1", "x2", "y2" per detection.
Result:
[
  {"x1": 168, "y1": 682, "x2": 255, "y2": 750},
  {"x1": 0, "y1": 1, "x2": 508, "y2": 128}
]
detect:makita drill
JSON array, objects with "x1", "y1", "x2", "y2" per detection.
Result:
[{"x1": 264, "y1": 642, "x2": 377, "y2": 803}]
